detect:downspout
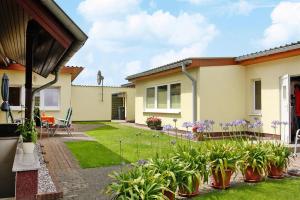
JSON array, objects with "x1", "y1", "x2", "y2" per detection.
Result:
[
  {"x1": 31, "y1": 70, "x2": 59, "y2": 111},
  {"x1": 181, "y1": 61, "x2": 197, "y2": 123}
]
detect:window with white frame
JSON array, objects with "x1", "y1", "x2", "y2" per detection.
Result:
[
  {"x1": 253, "y1": 80, "x2": 261, "y2": 112},
  {"x1": 33, "y1": 87, "x2": 60, "y2": 110},
  {"x1": 145, "y1": 83, "x2": 181, "y2": 112}
]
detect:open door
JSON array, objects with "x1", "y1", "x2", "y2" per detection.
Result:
[{"x1": 280, "y1": 74, "x2": 290, "y2": 143}]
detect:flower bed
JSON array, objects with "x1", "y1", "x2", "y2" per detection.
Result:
[{"x1": 106, "y1": 140, "x2": 292, "y2": 199}]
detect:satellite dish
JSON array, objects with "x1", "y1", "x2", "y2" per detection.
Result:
[
  {"x1": 97, "y1": 70, "x2": 104, "y2": 102},
  {"x1": 97, "y1": 70, "x2": 104, "y2": 85}
]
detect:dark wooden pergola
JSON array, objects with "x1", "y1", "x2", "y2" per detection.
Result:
[{"x1": 0, "y1": 0, "x2": 87, "y2": 120}]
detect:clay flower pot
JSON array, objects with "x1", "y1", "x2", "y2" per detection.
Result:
[
  {"x1": 163, "y1": 190, "x2": 175, "y2": 200},
  {"x1": 244, "y1": 166, "x2": 263, "y2": 182},
  {"x1": 178, "y1": 179, "x2": 200, "y2": 197},
  {"x1": 268, "y1": 164, "x2": 284, "y2": 179},
  {"x1": 211, "y1": 169, "x2": 233, "y2": 189}
]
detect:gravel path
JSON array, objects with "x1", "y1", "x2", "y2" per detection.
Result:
[{"x1": 37, "y1": 144, "x2": 57, "y2": 194}]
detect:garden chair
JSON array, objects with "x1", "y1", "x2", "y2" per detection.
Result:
[
  {"x1": 294, "y1": 129, "x2": 300, "y2": 157},
  {"x1": 55, "y1": 107, "x2": 73, "y2": 136}
]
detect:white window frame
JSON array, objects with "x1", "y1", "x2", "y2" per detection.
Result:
[
  {"x1": 38, "y1": 87, "x2": 61, "y2": 111},
  {"x1": 144, "y1": 82, "x2": 181, "y2": 114},
  {"x1": 252, "y1": 79, "x2": 262, "y2": 114}
]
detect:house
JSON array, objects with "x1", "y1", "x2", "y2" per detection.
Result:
[
  {"x1": 126, "y1": 41, "x2": 300, "y2": 144},
  {"x1": 0, "y1": 64, "x2": 135, "y2": 123}
]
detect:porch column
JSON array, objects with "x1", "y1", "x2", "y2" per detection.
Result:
[{"x1": 25, "y1": 22, "x2": 38, "y2": 121}]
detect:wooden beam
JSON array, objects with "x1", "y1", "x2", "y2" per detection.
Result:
[
  {"x1": 24, "y1": 21, "x2": 38, "y2": 121},
  {"x1": 16, "y1": 0, "x2": 73, "y2": 49}
]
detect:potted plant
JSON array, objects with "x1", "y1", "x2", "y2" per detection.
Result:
[
  {"x1": 209, "y1": 142, "x2": 240, "y2": 189},
  {"x1": 239, "y1": 142, "x2": 269, "y2": 182},
  {"x1": 17, "y1": 120, "x2": 37, "y2": 154},
  {"x1": 147, "y1": 157, "x2": 179, "y2": 200},
  {"x1": 146, "y1": 116, "x2": 162, "y2": 130},
  {"x1": 174, "y1": 146, "x2": 208, "y2": 197},
  {"x1": 266, "y1": 142, "x2": 291, "y2": 178},
  {"x1": 107, "y1": 166, "x2": 167, "y2": 199}
]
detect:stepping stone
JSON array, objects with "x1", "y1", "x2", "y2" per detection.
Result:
[{"x1": 288, "y1": 169, "x2": 300, "y2": 177}]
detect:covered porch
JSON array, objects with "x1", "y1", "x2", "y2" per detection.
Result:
[{"x1": 0, "y1": 0, "x2": 87, "y2": 199}]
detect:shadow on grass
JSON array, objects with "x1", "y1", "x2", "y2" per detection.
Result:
[{"x1": 65, "y1": 141, "x2": 128, "y2": 168}]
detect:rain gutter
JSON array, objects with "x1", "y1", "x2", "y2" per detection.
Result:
[
  {"x1": 181, "y1": 61, "x2": 197, "y2": 123},
  {"x1": 32, "y1": 70, "x2": 59, "y2": 99}
]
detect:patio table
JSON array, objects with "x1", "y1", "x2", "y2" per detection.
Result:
[{"x1": 41, "y1": 116, "x2": 55, "y2": 124}]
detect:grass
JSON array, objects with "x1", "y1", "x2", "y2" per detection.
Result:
[
  {"x1": 194, "y1": 178, "x2": 300, "y2": 200},
  {"x1": 66, "y1": 122, "x2": 193, "y2": 168}
]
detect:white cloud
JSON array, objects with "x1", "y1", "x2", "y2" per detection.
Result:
[
  {"x1": 228, "y1": 0, "x2": 255, "y2": 15},
  {"x1": 88, "y1": 10, "x2": 217, "y2": 53},
  {"x1": 78, "y1": 0, "x2": 140, "y2": 20},
  {"x1": 179, "y1": 0, "x2": 211, "y2": 5},
  {"x1": 124, "y1": 60, "x2": 142, "y2": 76},
  {"x1": 261, "y1": 1, "x2": 300, "y2": 48},
  {"x1": 75, "y1": 0, "x2": 218, "y2": 84}
]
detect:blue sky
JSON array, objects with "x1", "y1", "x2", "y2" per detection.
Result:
[{"x1": 55, "y1": 0, "x2": 300, "y2": 86}]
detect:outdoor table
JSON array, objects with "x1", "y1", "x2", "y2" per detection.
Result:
[{"x1": 41, "y1": 116, "x2": 55, "y2": 124}]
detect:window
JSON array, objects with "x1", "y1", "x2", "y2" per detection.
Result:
[
  {"x1": 9, "y1": 87, "x2": 21, "y2": 106},
  {"x1": 145, "y1": 83, "x2": 181, "y2": 112},
  {"x1": 170, "y1": 83, "x2": 181, "y2": 109},
  {"x1": 34, "y1": 87, "x2": 60, "y2": 110},
  {"x1": 253, "y1": 80, "x2": 261, "y2": 112},
  {"x1": 157, "y1": 85, "x2": 167, "y2": 108},
  {"x1": 146, "y1": 87, "x2": 155, "y2": 108},
  {"x1": 44, "y1": 88, "x2": 59, "y2": 107}
]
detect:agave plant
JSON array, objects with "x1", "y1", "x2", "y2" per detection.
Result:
[
  {"x1": 146, "y1": 157, "x2": 179, "y2": 193},
  {"x1": 239, "y1": 142, "x2": 270, "y2": 179},
  {"x1": 208, "y1": 142, "x2": 240, "y2": 188},
  {"x1": 266, "y1": 142, "x2": 291, "y2": 169},
  {"x1": 107, "y1": 166, "x2": 168, "y2": 200},
  {"x1": 174, "y1": 145, "x2": 209, "y2": 183}
]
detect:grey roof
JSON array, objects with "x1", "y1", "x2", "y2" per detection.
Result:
[
  {"x1": 126, "y1": 58, "x2": 193, "y2": 80},
  {"x1": 126, "y1": 41, "x2": 300, "y2": 81},
  {"x1": 235, "y1": 41, "x2": 300, "y2": 61}
]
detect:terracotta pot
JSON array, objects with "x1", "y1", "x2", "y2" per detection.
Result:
[
  {"x1": 268, "y1": 164, "x2": 284, "y2": 179},
  {"x1": 163, "y1": 190, "x2": 175, "y2": 200},
  {"x1": 244, "y1": 166, "x2": 263, "y2": 182},
  {"x1": 211, "y1": 169, "x2": 232, "y2": 189},
  {"x1": 178, "y1": 179, "x2": 200, "y2": 197}
]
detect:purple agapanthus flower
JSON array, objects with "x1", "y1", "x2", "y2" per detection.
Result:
[
  {"x1": 197, "y1": 126, "x2": 206, "y2": 132},
  {"x1": 163, "y1": 124, "x2": 173, "y2": 131},
  {"x1": 137, "y1": 159, "x2": 148, "y2": 165},
  {"x1": 187, "y1": 131, "x2": 194, "y2": 140},
  {"x1": 182, "y1": 122, "x2": 193, "y2": 128}
]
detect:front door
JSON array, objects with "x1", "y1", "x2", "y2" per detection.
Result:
[{"x1": 280, "y1": 74, "x2": 290, "y2": 143}]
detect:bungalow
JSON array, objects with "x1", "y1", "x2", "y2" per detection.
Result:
[
  {"x1": 0, "y1": 64, "x2": 135, "y2": 123},
  {"x1": 126, "y1": 41, "x2": 300, "y2": 144}
]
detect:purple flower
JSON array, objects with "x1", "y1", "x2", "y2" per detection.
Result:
[
  {"x1": 182, "y1": 122, "x2": 193, "y2": 128},
  {"x1": 187, "y1": 131, "x2": 194, "y2": 140},
  {"x1": 138, "y1": 159, "x2": 148, "y2": 165},
  {"x1": 197, "y1": 126, "x2": 206, "y2": 132},
  {"x1": 282, "y1": 121, "x2": 288, "y2": 126},
  {"x1": 163, "y1": 124, "x2": 173, "y2": 131}
]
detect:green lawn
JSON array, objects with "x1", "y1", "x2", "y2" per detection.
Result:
[
  {"x1": 194, "y1": 178, "x2": 300, "y2": 200},
  {"x1": 66, "y1": 122, "x2": 192, "y2": 168}
]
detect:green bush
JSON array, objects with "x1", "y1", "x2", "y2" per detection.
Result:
[{"x1": 17, "y1": 120, "x2": 37, "y2": 143}]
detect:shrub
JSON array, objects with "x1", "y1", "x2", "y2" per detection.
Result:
[
  {"x1": 17, "y1": 120, "x2": 37, "y2": 143},
  {"x1": 146, "y1": 117, "x2": 162, "y2": 129}
]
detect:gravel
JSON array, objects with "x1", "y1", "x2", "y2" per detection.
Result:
[{"x1": 37, "y1": 144, "x2": 57, "y2": 193}]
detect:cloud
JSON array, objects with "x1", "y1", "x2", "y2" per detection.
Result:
[
  {"x1": 124, "y1": 60, "x2": 142, "y2": 76},
  {"x1": 78, "y1": 0, "x2": 140, "y2": 20},
  {"x1": 75, "y1": 0, "x2": 218, "y2": 85},
  {"x1": 228, "y1": 0, "x2": 255, "y2": 15},
  {"x1": 179, "y1": 0, "x2": 211, "y2": 5},
  {"x1": 260, "y1": 1, "x2": 300, "y2": 48},
  {"x1": 88, "y1": 10, "x2": 217, "y2": 53}
]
